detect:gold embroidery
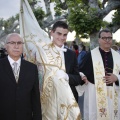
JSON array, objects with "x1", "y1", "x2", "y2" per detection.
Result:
[
  {"x1": 76, "y1": 113, "x2": 81, "y2": 120},
  {"x1": 92, "y1": 47, "x2": 119, "y2": 120},
  {"x1": 95, "y1": 63, "x2": 108, "y2": 118},
  {"x1": 23, "y1": 33, "x2": 81, "y2": 119},
  {"x1": 58, "y1": 102, "x2": 80, "y2": 120},
  {"x1": 41, "y1": 77, "x2": 53, "y2": 104}
]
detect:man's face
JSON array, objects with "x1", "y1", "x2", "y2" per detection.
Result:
[
  {"x1": 98, "y1": 32, "x2": 113, "y2": 50},
  {"x1": 51, "y1": 27, "x2": 68, "y2": 48},
  {"x1": 5, "y1": 35, "x2": 23, "y2": 60}
]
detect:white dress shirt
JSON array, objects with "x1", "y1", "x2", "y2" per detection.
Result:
[{"x1": 8, "y1": 55, "x2": 21, "y2": 73}]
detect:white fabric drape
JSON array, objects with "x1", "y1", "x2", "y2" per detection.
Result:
[{"x1": 19, "y1": 0, "x2": 81, "y2": 119}]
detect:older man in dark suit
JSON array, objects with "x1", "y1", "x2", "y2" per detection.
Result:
[{"x1": 0, "y1": 33, "x2": 42, "y2": 120}]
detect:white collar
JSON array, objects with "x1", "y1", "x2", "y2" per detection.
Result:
[
  {"x1": 8, "y1": 55, "x2": 21, "y2": 67},
  {"x1": 55, "y1": 45, "x2": 67, "y2": 52}
]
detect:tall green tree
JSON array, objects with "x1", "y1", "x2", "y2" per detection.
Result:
[
  {"x1": 52, "y1": 0, "x2": 120, "y2": 49},
  {"x1": 1, "y1": 0, "x2": 120, "y2": 48}
]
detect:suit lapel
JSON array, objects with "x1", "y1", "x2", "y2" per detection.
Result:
[
  {"x1": 4, "y1": 58, "x2": 26, "y2": 85},
  {"x1": 64, "y1": 49, "x2": 70, "y2": 73},
  {"x1": 4, "y1": 57, "x2": 16, "y2": 84},
  {"x1": 18, "y1": 59, "x2": 26, "y2": 84}
]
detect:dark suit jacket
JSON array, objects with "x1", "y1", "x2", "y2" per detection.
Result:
[
  {"x1": 64, "y1": 48, "x2": 82, "y2": 102},
  {"x1": 0, "y1": 57, "x2": 42, "y2": 120}
]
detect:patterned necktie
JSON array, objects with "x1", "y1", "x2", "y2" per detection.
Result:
[
  {"x1": 13, "y1": 62, "x2": 18, "y2": 82},
  {"x1": 13, "y1": 62, "x2": 17, "y2": 74}
]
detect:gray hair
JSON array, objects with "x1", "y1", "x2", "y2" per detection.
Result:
[{"x1": 5, "y1": 33, "x2": 23, "y2": 44}]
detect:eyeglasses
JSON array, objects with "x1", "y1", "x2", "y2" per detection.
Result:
[
  {"x1": 7, "y1": 41, "x2": 24, "y2": 46},
  {"x1": 101, "y1": 37, "x2": 112, "y2": 41}
]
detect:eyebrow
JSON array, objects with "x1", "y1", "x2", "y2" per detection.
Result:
[
  {"x1": 8, "y1": 41, "x2": 23, "y2": 42},
  {"x1": 56, "y1": 32, "x2": 67, "y2": 35}
]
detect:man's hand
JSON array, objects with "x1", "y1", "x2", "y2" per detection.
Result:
[
  {"x1": 79, "y1": 72, "x2": 89, "y2": 84},
  {"x1": 103, "y1": 73, "x2": 118, "y2": 85},
  {"x1": 82, "y1": 76, "x2": 89, "y2": 84}
]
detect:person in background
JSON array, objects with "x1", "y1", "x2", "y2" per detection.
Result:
[
  {"x1": 86, "y1": 46, "x2": 90, "y2": 53},
  {"x1": 64, "y1": 42, "x2": 69, "y2": 48},
  {"x1": 77, "y1": 44, "x2": 87, "y2": 118},
  {"x1": 69, "y1": 40, "x2": 76, "y2": 50},
  {"x1": 111, "y1": 45, "x2": 120, "y2": 54},
  {"x1": 0, "y1": 33, "x2": 42, "y2": 120},
  {"x1": 78, "y1": 44, "x2": 87, "y2": 65},
  {"x1": 72, "y1": 44, "x2": 79, "y2": 57},
  {"x1": 79, "y1": 29, "x2": 120, "y2": 120}
]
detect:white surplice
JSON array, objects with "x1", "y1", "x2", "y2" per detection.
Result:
[{"x1": 83, "y1": 47, "x2": 120, "y2": 120}]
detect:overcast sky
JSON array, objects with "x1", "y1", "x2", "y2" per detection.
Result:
[
  {"x1": 0, "y1": 0, "x2": 20, "y2": 19},
  {"x1": 0, "y1": 0, "x2": 120, "y2": 41}
]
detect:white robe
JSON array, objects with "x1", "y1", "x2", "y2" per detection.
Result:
[{"x1": 78, "y1": 47, "x2": 120, "y2": 120}]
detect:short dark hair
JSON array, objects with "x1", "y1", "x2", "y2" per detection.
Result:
[
  {"x1": 73, "y1": 45, "x2": 78, "y2": 50},
  {"x1": 72, "y1": 41, "x2": 76, "y2": 45},
  {"x1": 52, "y1": 21, "x2": 68, "y2": 32},
  {"x1": 79, "y1": 44, "x2": 86, "y2": 51},
  {"x1": 98, "y1": 29, "x2": 112, "y2": 38}
]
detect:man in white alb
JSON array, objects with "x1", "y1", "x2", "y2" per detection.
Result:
[{"x1": 79, "y1": 29, "x2": 120, "y2": 120}]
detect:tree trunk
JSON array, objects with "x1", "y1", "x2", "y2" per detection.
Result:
[{"x1": 90, "y1": 32, "x2": 99, "y2": 50}]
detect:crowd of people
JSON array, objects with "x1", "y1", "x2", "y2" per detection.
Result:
[{"x1": 1, "y1": 20, "x2": 120, "y2": 120}]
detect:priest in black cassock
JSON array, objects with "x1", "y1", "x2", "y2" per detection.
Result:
[{"x1": 79, "y1": 29, "x2": 120, "y2": 120}]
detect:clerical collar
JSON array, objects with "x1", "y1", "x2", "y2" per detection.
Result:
[{"x1": 99, "y1": 47, "x2": 111, "y2": 54}]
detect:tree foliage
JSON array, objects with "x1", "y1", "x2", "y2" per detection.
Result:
[
  {"x1": 33, "y1": 7, "x2": 46, "y2": 27},
  {"x1": 67, "y1": 5, "x2": 104, "y2": 37},
  {"x1": 1, "y1": 0, "x2": 120, "y2": 48},
  {"x1": 113, "y1": 10, "x2": 120, "y2": 25},
  {"x1": 53, "y1": 0, "x2": 120, "y2": 48},
  {"x1": 63, "y1": 0, "x2": 120, "y2": 37},
  {"x1": 0, "y1": 0, "x2": 45, "y2": 35}
]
